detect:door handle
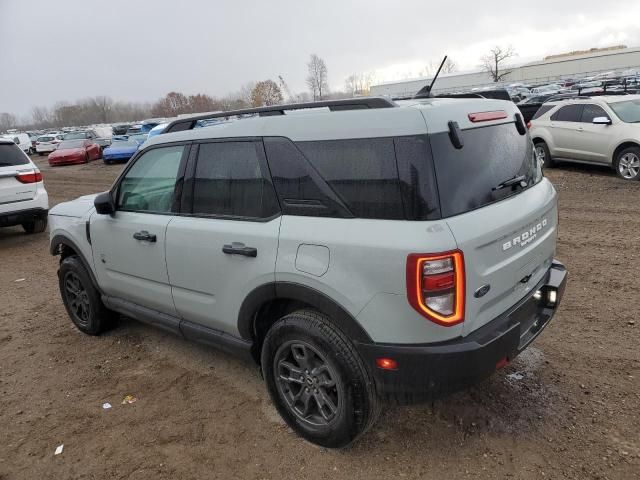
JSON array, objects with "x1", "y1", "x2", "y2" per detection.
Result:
[
  {"x1": 222, "y1": 243, "x2": 257, "y2": 257},
  {"x1": 133, "y1": 230, "x2": 157, "y2": 242}
]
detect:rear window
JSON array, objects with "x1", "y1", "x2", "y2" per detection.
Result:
[
  {"x1": 532, "y1": 104, "x2": 554, "y2": 120},
  {"x1": 429, "y1": 123, "x2": 540, "y2": 218},
  {"x1": 0, "y1": 143, "x2": 29, "y2": 166},
  {"x1": 38, "y1": 136, "x2": 54, "y2": 142}
]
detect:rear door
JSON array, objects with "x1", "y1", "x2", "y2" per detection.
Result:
[
  {"x1": 429, "y1": 120, "x2": 557, "y2": 336},
  {"x1": 548, "y1": 104, "x2": 584, "y2": 158},
  {"x1": 165, "y1": 140, "x2": 281, "y2": 335},
  {"x1": 0, "y1": 142, "x2": 37, "y2": 204}
]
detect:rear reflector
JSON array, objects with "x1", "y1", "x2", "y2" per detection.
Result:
[
  {"x1": 468, "y1": 110, "x2": 508, "y2": 123},
  {"x1": 376, "y1": 358, "x2": 398, "y2": 370},
  {"x1": 16, "y1": 170, "x2": 42, "y2": 184},
  {"x1": 406, "y1": 250, "x2": 465, "y2": 326}
]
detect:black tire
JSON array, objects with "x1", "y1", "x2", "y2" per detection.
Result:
[
  {"x1": 261, "y1": 309, "x2": 380, "y2": 448},
  {"x1": 22, "y1": 217, "x2": 47, "y2": 234},
  {"x1": 534, "y1": 141, "x2": 555, "y2": 168},
  {"x1": 58, "y1": 255, "x2": 117, "y2": 335},
  {"x1": 614, "y1": 146, "x2": 640, "y2": 181}
]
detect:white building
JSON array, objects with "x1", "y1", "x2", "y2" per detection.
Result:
[{"x1": 370, "y1": 46, "x2": 640, "y2": 98}]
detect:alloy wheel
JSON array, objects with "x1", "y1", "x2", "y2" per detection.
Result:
[
  {"x1": 274, "y1": 341, "x2": 342, "y2": 426},
  {"x1": 618, "y1": 152, "x2": 640, "y2": 179},
  {"x1": 64, "y1": 271, "x2": 91, "y2": 327}
]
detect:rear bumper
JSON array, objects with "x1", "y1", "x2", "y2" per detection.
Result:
[
  {"x1": 356, "y1": 260, "x2": 567, "y2": 404},
  {"x1": 0, "y1": 207, "x2": 48, "y2": 227}
]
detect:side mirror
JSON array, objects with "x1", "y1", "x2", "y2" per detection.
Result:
[
  {"x1": 94, "y1": 191, "x2": 115, "y2": 215},
  {"x1": 593, "y1": 117, "x2": 612, "y2": 125}
]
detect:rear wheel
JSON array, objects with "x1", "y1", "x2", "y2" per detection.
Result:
[
  {"x1": 261, "y1": 309, "x2": 380, "y2": 448},
  {"x1": 22, "y1": 217, "x2": 47, "y2": 234},
  {"x1": 614, "y1": 147, "x2": 640, "y2": 180},
  {"x1": 58, "y1": 255, "x2": 117, "y2": 335},
  {"x1": 534, "y1": 141, "x2": 555, "y2": 168}
]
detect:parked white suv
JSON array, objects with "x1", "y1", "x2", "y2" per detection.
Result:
[
  {"x1": 530, "y1": 95, "x2": 640, "y2": 180},
  {"x1": 0, "y1": 138, "x2": 49, "y2": 233},
  {"x1": 48, "y1": 97, "x2": 567, "y2": 447}
]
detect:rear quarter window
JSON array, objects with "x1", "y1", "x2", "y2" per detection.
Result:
[
  {"x1": 550, "y1": 104, "x2": 583, "y2": 122},
  {"x1": 0, "y1": 143, "x2": 29, "y2": 166},
  {"x1": 295, "y1": 138, "x2": 404, "y2": 220}
]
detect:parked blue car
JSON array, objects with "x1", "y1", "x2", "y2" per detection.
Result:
[{"x1": 102, "y1": 139, "x2": 141, "y2": 164}]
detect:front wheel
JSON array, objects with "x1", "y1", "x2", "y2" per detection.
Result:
[
  {"x1": 58, "y1": 255, "x2": 117, "y2": 335},
  {"x1": 614, "y1": 147, "x2": 640, "y2": 180},
  {"x1": 261, "y1": 310, "x2": 380, "y2": 448}
]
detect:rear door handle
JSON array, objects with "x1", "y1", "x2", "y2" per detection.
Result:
[
  {"x1": 222, "y1": 242, "x2": 257, "y2": 257},
  {"x1": 133, "y1": 230, "x2": 157, "y2": 242}
]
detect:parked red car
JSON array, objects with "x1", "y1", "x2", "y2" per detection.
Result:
[{"x1": 48, "y1": 139, "x2": 101, "y2": 166}]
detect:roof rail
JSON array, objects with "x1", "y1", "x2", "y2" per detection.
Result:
[{"x1": 163, "y1": 97, "x2": 397, "y2": 133}]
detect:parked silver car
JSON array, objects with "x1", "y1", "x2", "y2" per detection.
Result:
[{"x1": 530, "y1": 95, "x2": 640, "y2": 179}]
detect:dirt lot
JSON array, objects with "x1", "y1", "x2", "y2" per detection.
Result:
[{"x1": 0, "y1": 155, "x2": 638, "y2": 480}]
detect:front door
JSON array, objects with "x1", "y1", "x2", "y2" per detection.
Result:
[
  {"x1": 91, "y1": 144, "x2": 189, "y2": 314},
  {"x1": 576, "y1": 104, "x2": 615, "y2": 164},
  {"x1": 165, "y1": 140, "x2": 281, "y2": 335}
]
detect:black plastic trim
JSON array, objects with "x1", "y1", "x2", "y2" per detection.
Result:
[
  {"x1": 180, "y1": 320, "x2": 253, "y2": 362},
  {"x1": 237, "y1": 282, "x2": 372, "y2": 343},
  {"x1": 49, "y1": 234, "x2": 101, "y2": 293},
  {"x1": 0, "y1": 207, "x2": 47, "y2": 227}
]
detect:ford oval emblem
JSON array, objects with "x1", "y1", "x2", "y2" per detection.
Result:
[{"x1": 474, "y1": 284, "x2": 491, "y2": 298}]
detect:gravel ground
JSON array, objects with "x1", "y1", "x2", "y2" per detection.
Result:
[{"x1": 0, "y1": 156, "x2": 638, "y2": 480}]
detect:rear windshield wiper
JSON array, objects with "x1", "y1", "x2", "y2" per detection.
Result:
[{"x1": 492, "y1": 174, "x2": 528, "y2": 191}]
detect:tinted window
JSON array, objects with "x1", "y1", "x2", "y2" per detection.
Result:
[
  {"x1": 394, "y1": 136, "x2": 440, "y2": 220},
  {"x1": 581, "y1": 104, "x2": 609, "y2": 123},
  {"x1": 0, "y1": 143, "x2": 29, "y2": 166},
  {"x1": 430, "y1": 123, "x2": 540, "y2": 218},
  {"x1": 192, "y1": 141, "x2": 278, "y2": 218},
  {"x1": 263, "y1": 137, "x2": 351, "y2": 218},
  {"x1": 117, "y1": 145, "x2": 185, "y2": 213},
  {"x1": 551, "y1": 104, "x2": 583, "y2": 122},
  {"x1": 58, "y1": 140, "x2": 86, "y2": 149},
  {"x1": 532, "y1": 104, "x2": 554, "y2": 120},
  {"x1": 296, "y1": 138, "x2": 403, "y2": 220}
]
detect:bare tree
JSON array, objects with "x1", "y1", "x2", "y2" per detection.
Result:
[
  {"x1": 250, "y1": 80, "x2": 283, "y2": 107},
  {"x1": 306, "y1": 54, "x2": 328, "y2": 101},
  {"x1": 0, "y1": 112, "x2": 17, "y2": 132},
  {"x1": 481, "y1": 46, "x2": 517, "y2": 82},
  {"x1": 345, "y1": 72, "x2": 375, "y2": 96}
]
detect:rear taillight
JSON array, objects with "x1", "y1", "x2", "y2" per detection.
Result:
[
  {"x1": 526, "y1": 121, "x2": 532, "y2": 129},
  {"x1": 406, "y1": 251, "x2": 465, "y2": 326},
  {"x1": 16, "y1": 170, "x2": 43, "y2": 184}
]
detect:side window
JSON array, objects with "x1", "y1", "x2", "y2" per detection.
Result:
[
  {"x1": 532, "y1": 104, "x2": 554, "y2": 120},
  {"x1": 263, "y1": 137, "x2": 351, "y2": 218},
  {"x1": 550, "y1": 104, "x2": 583, "y2": 122},
  {"x1": 295, "y1": 138, "x2": 404, "y2": 220},
  {"x1": 191, "y1": 141, "x2": 279, "y2": 219},
  {"x1": 581, "y1": 104, "x2": 610, "y2": 123},
  {"x1": 117, "y1": 145, "x2": 185, "y2": 213}
]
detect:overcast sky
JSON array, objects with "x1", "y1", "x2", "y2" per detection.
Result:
[{"x1": 2, "y1": 0, "x2": 640, "y2": 118}]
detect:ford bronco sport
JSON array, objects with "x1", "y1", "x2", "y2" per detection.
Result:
[{"x1": 49, "y1": 97, "x2": 567, "y2": 448}]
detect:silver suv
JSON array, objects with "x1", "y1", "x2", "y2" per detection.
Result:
[
  {"x1": 530, "y1": 95, "x2": 640, "y2": 180},
  {"x1": 48, "y1": 97, "x2": 567, "y2": 447}
]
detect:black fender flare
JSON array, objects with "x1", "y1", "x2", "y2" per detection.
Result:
[
  {"x1": 237, "y1": 282, "x2": 373, "y2": 343},
  {"x1": 50, "y1": 234, "x2": 101, "y2": 292}
]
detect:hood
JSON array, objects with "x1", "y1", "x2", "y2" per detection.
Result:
[
  {"x1": 50, "y1": 147, "x2": 84, "y2": 157},
  {"x1": 105, "y1": 144, "x2": 138, "y2": 154},
  {"x1": 49, "y1": 193, "x2": 98, "y2": 217}
]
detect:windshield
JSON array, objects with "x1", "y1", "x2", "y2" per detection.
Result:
[
  {"x1": 64, "y1": 132, "x2": 87, "y2": 139},
  {"x1": 111, "y1": 140, "x2": 138, "y2": 148},
  {"x1": 58, "y1": 140, "x2": 85, "y2": 149},
  {"x1": 608, "y1": 99, "x2": 640, "y2": 123},
  {"x1": 128, "y1": 134, "x2": 148, "y2": 143}
]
